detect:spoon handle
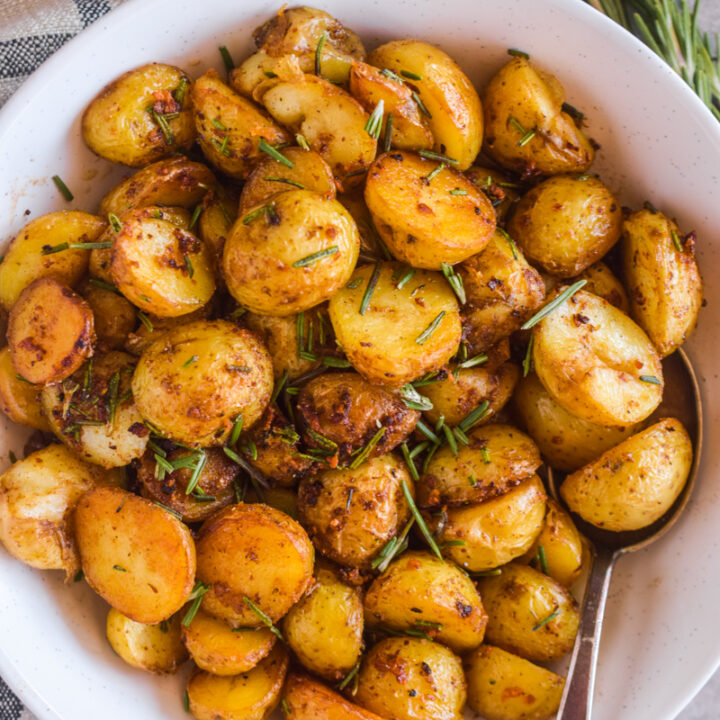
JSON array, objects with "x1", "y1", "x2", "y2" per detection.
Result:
[{"x1": 556, "y1": 547, "x2": 617, "y2": 720}]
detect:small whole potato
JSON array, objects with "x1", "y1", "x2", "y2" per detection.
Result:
[
  {"x1": 82, "y1": 63, "x2": 195, "y2": 166},
  {"x1": 364, "y1": 151, "x2": 496, "y2": 269},
  {"x1": 465, "y1": 165, "x2": 523, "y2": 221},
  {"x1": 80, "y1": 281, "x2": 136, "y2": 350},
  {"x1": 0, "y1": 346, "x2": 51, "y2": 431},
  {"x1": 131, "y1": 319, "x2": 274, "y2": 446},
  {"x1": 560, "y1": 417, "x2": 692, "y2": 532},
  {"x1": 572, "y1": 261, "x2": 629, "y2": 313},
  {"x1": 355, "y1": 637, "x2": 466, "y2": 720},
  {"x1": 197, "y1": 186, "x2": 239, "y2": 264},
  {"x1": 223, "y1": 190, "x2": 360, "y2": 316},
  {"x1": 507, "y1": 174, "x2": 622, "y2": 278}
]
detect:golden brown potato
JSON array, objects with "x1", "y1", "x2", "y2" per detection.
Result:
[
  {"x1": 244, "y1": 487, "x2": 299, "y2": 519},
  {"x1": 532, "y1": 288, "x2": 663, "y2": 427},
  {"x1": 0, "y1": 445, "x2": 122, "y2": 577},
  {"x1": 298, "y1": 453, "x2": 412, "y2": 569},
  {"x1": 197, "y1": 186, "x2": 240, "y2": 264},
  {"x1": 41, "y1": 351, "x2": 148, "y2": 468},
  {"x1": 368, "y1": 39, "x2": 483, "y2": 170},
  {"x1": 296, "y1": 372, "x2": 419, "y2": 463},
  {"x1": 192, "y1": 69, "x2": 291, "y2": 179},
  {"x1": 328, "y1": 263, "x2": 462, "y2": 387},
  {"x1": 428, "y1": 475, "x2": 547, "y2": 572},
  {"x1": 137, "y1": 447, "x2": 238, "y2": 523},
  {"x1": 572, "y1": 261, "x2": 629, "y2": 313},
  {"x1": 131, "y1": 319, "x2": 274, "y2": 446},
  {"x1": 476, "y1": 563, "x2": 580, "y2": 663},
  {"x1": 355, "y1": 637, "x2": 466, "y2": 720},
  {"x1": 464, "y1": 645, "x2": 565, "y2": 720},
  {"x1": 238, "y1": 147, "x2": 336, "y2": 213},
  {"x1": 228, "y1": 50, "x2": 283, "y2": 98},
  {"x1": 507, "y1": 175, "x2": 622, "y2": 278},
  {"x1": 418, "y1": 424, "x2": 541, "y2": 508},
  {"x1": 283, "y1": 564, "x2": 363, "y2": 680},
  {"x1": 482, "y1": 57, "x2": 594, "y2": 175},
  {"x1": 8, "y1": 277, "x2": 95, "y2": 385},
  {"x1": 465, "y1": 165, "x2": 523, "y2": 222},
  {"x1": 182, "y1": 607, "x2": 276, "y2": 676},
  {"x1": 0, "y1": 211, "x2": 105, "y2": 311},
  {"x1": 336, "y1": 188, "x2": 387, "y2": 259},
  {"x1": 459, "y1": 230, "x2": 546, "y2": 351},
  {"x1": 196, "y1": 503, "x2": 314, "y2": 627},
  {"x1": 186, "y1": 643, "x2": 288, "y2": 720},
  {"x1": 80, "y1": 281, "x2": 136, "y2": 350},
  {"x1": 75, "y1": 486, "x2": 196, "y2": 624},
  {"x1": 365, "y1": 550, "x2": 486, "y2": 653},
  {"x1": 82, "y1": 63, "x2": 195, "y2": 166},
  {"x1": 223, "y1": 190, "x2": 360, "y2": 316},
  {"x1": 621, "y1": 208, "x2": 703, "y2": 356},
  {"x1": 349, "y1": 62, "x2": 434, "y2": 151},
  {"x1": 512, "y1": 373, "x2": 638, "y2": 472},
  {"x1": 0, "y1": 346, "x2": 51, "y2": 431},
  {"x1": 364, "y1": 151, "x2": 496, "y2": 269},
  {"x1": 561, "y1": 417, "x2": 692, "y2": 532},
  {"x1": 106, "y1": 608, "x2": 187, "y2": 674}
]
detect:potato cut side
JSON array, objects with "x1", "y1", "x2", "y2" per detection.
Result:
[{"x1": 0, "y1": 346, "x2": 51, "y2": 431}]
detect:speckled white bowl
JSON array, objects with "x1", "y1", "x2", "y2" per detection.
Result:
[{"x1": 0, "y1": 0, "x2": 718, "y2": 718}]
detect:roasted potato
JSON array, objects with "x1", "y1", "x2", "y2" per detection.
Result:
[
  {"x1": 482, "y1": 57, "x2": 594, "y2": 175},
  {"x1": 197, "y1": 186, "x2": 239, "y2": 263},
  {"x1": 364, "y1": 151, "x2": 496, "y2": 269},
  {"x1": 464, "y1": 644, "x2": 565, "y2": 720},
  {"x1": 223, "y1": 190, "x2": 360, "y2": 315},
  {"x1": 328, "y1": 263, "x2": 462, "y2": 387},
  {"x1": 75, "y1": 486, "x2": 196, "y2": 624},
  {"x1": 82, "y1": 63, "x2": 195, "y2": 166},
  {"x1": 296, "y1": 372, "x2": 419, "y2": 463},
  {"x1": 8, "y1": 277, "x2": 95, "y2": 385},
  {"x1": 428, "y1": 475, "x2": 546, "y2": 571},
  {"x1": 196, "y1": 503, "x2": 314, "y2": 627},
  {"x1": 0, "y1": 211, "x2": 105, "y2": 311},
  {"x1": 229, "y1": 50, "x2": 283, "y2": 98},
  {"x1": 532, "y1": 288, "x2": 663, "y2": 426},
  {"x1": 0, "y1": 346, "x2": 51, "y2": 431},
  {"x1": 244, "y1": 486, "x2": 299, "y2": 519},
  {"x1": 131, "y1": 319, "x2": 274, "y2": 446},
  {"x1": 106, "y1": 608, "x2": 187, "y2": 674},
  {"x1": 336, "y1": 187, "x2": 386, "y2": 258},
  {"x1": 368, "y1": 39, "x2": 483, "y2": 170},
  {"x1": 477, "y1": 563, "x2": 580, "y2": 663},
  {"x1": 355, "y1": 637, "x2": 466, "y2": 720},
  {"x1": 561, "y1": 417, "x2": 692, "y2": 532},
  {"x1": 621, "y1": 208, "x2": 703, "y2": 356},
  {"x1": 418, "y1": 424, "x2": 541, "y2": 508},
  {"x1": 80, "y1": 281, "x2": 136, "y2": 350},
  {"x1": 465, "y1": 165, "x2": 523, "y2": 222},
  {"x1": 298, "y1": 453, "x2": 412, "y2": 569},
  {"x1": 572, "y1": 261, "x2": 629, "y2": 313},
  {"x1": 0, "y1": 444, "x2": 122, "y2": 577}
]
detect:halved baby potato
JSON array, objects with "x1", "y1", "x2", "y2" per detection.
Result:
[
  {"x1": 0, "y1": 346, "x2": 51, "y2": 431},
  {"x1": 572, "y1": 261, "x2": 629, "y2": 314},
  {"x1": 80, "y1": 281, "x2": 136, "y2": 350}
]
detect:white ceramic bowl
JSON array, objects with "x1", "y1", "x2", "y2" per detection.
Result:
[{"x1": 0, "y1": 0, "x2": 718, "y2": 718}]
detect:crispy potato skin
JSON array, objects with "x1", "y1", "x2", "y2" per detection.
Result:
[
  {"x1": 507, "y1": 175, "x2": 622, "y2": 278},
  {"x1": 0, "y1": 445, "x2": 122, "y2": 577},
  {"x1": 283, "y1": 564, "x2": 363, "y2": 680},
  {"x1": 186, "y1": 643, "x2": 288, "y2": 720},
  {"x1": 106, "y1": 609, "x2": 187, "y2": 674},
  {"x1": 296, "y1": 372, "x2": 419, "y2": 463},
  {"x1": 298, "y1": 453, "x2": 412, "y2": 569},
  {"x1": 355, "y1": 637, "x2": 466, "y2": 720},
  {"x1": 81, "y1": 282, "x2": 136, "y2": 350},
  {"x1": 182, "y1": 607, "x2": 276, "y2": 676},
  {"x1": 464, "y1": 645, "x2": 565, "y2": 720},
  {"x1": 329, "y1": 263, "x2": 461, "y2": 387},
  {"x1": 8, "y1": 277, "x2": 95, "y2": 385},
  {"x1": 418, "y1": 424, "x2": 541, "y2": 508},
  {"x1": 459, "y1": 230, "x2": 546, "y2": 351},
  {"x1": 533, "y1": 289, "x2": 663, "y2": 426},
  {"x1": 131, "y1": 319, "x2": 274, "y2": 446},
  {"x1": 0, "y1": 211, "x2": 105, "y2": 311},
  {"x1": 364, "y1": 151, "x2": 496, "y2": 269},
  {"x1": 75, "y1": 487, "x2": 196, "y2": 623},
  {"x1": 224, "y1": 190, "x2": 360, "y2": 316},
  {"x1": 477, "y1": 563, "x2": 580, "y2": 663},
  {"x1": 512, "y1": 373, "x2": 638, "y2": 472},
  {"x1": 0, "y1": 346, "x2": 51, "y2": 431},
  {"x1": 364, "y1": 551, "x2": 487, "y2": 653},
  {"x1": 482, "y1": 57, "x2": 594, "y2": 175},
  {"x1": 465, "y1": 165, "x2": 522, "y2": 222},
  {"x1": 561, "y1": 418, "x2": 692, "y2": 532},
  {"x1": 196, "y1": 503, "x2": 314, "y2": 627},
  {"x1": 368, "y1": 40, "x2": 483, "y2": 170},
  {"x1": 82, "y1": 63, "x2": 195, "y2": 166},
  {"x1": 572, "y1": 261, "x2": 629, "y2": 313},
  {"x1": 622, "y1": 208, "x2": 703, "y2": 356}
]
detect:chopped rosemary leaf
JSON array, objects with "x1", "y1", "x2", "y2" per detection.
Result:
[
  {"x1": 296, "y1": 133, "x2": 310, "y2": 150},
  {"x1": 365, "y1": 99, "x2": 385, "y2": 140},
  {"x1": 299, "y1": 350, "x2": 317, "y2": 362},
  {"x1": 243, "y1": 438, "x2": 258, "y2": 461},
  {"x1": 345, "y1": 487, "x2": 354, "y2": 512},
  {"x1": 538, "y1": 545, "x2": 549, "y2": 575},
  {"x1": 189, "y1": 204, "x2": 202, "y2": 229},
  {"x1": 401, "y1": 442, "x2": 420, "y2": 482},
  {"x1": 400, "y1": 384, "x2": 433, "y2": 412},
  {"x1": 402, "y1": 479, "x2": 442, "y2": 560},
  {"x1": 521, "y1": 279, "x2": 587, "y2": 330},
  {"x1": 449, "y1": 188, "x2": 467, "y2": 196},
  {"x1": 15, "y1": 373, "x2": 33, "y2": 384},
  {"x1": 415, "y1": 311, "x2": 446, "y2": 345},
  {"x1": 148, "y1": 107, "x2": 174, "y2": 145},
  {"x1": 52, "y1": 175, "x2": 73, "y2": 201},
  {"x1": 373, "y1": 518, "x2": 414, "y2": 573},
  {"x1": 69, "y1": 241, "x2": 112, "y2": 250},
  {"x1": 154, "y1": 501, "x2": 183, "y2": 520},
  {"x1": 508, "y1": 47, "x2": 529, "y2": 59},
  {"x1": 458, "y1": 401, "x2": 490, "y2": 434},
  {"x1": 293, "y1": 245, "x2": 338, "y2": 267},
  {"x1": 412, "y1": 371, "x2": 440, "y2": 387},
  {"x1": 523, "y1": 336, "x2": 534, "y2": 377},
  {"x1": 453, "y1": 426, "x2": 469, "y2": 446},
  {"x1": 296, "y1": 312, "x2": 305, "y2": 359},
  {"x1": 379, "y1": 68, "x2": 405, "y2": 84},
  {"x1": 518, "y1": 129, "x2": 537, "y2": 146},
  {"x1": 281, "y1": 697, "x2": 291, "y2": 715},
  {"x1": 443, "y1": 424, "x2": 458, "y2": 456},
  {"x1": 182, "y1": 355, "x2": 199, "y2": 368},
  {"x1": 670, "y1": 227, "x2": 684, "y2": 252},
  {"x1": 229, "y1": 414, "x2": 243, "y2": 446},
  {"x1": 184, "y1": 254, "x2": 194, "y2": 278},
  {"x1": 223, "y1": 447, "x2": 269, "y2": 494},
  {"x1": 154, "y1": 454, "x2": 174, "y2": 477},
  {"x1": 384, "y1": 112, "x2": 394, "y2": 152},
  {"x1": 315, "y1": 31, "x2": 327, "y2": 76},
  {"x1": 415, "y1": 419, "x2": 440, "y2": 444},
  {"x1": 350, "y1": 427, "x2": 386, "y2": 469},
  {"x1": 113, "y1": 565, "x2": 127, "y2": 572},
  {"x1": 108, "y1": 213, "x2": 122, "y2": 232},
  {"x1": 412, "y1": 91, "x2": 432, "y2": 118},
  {"x1": 211, "y1": 117, "x2": 227, "y2": 131},
  {"x1": 307, "y1": 428, "x2": 338, "y2": 451},
  {"x1": 182, "y1": 581, "x2": 210, "y2": 627},
  {"x1": 173, "y1": 77, "x2": 188, "y2": 105},
  {"x1": 346, "y1": 277, "x2": 363, "y2": 289},
  {"x1": 359, "y1": 263, "x2": 382, "y2": 315},
  {"x1": 497, "y1": 227, "x2": 519, "y2": 259},
  {"x1": 440, "y1": 540, "x2": 466, "y2": 548},
  {"x1": 183, "y1": 689, "x2": 190, "y2": 712},
  {"x1": 561, "y1": 101, "x2": 584, "y2": 121},
  {"x1": 639, "y1": 375, "x2": 662, "y2": 385},
  {"x1": 218, "y1": 45, "x2": 235, "y2": 71},
  {"x1": 242, "y1": 203, "x2": 275, "y2": 225},
  {"x1": 211, "y1": 135, "x2": 230, "y2": 156},
  {"x1": 41, "y1": 242, "x2": 69, "y2": 255},
  {"x1": 243, "y1": 596, "x2": 284, "y2": 640},
  {"x1": 425, "y1": 162, "x2": 445, "y2": 183},
  {"x1": 184, "y1": 450, "x2": 208, "y2": 495},
  {"x1": 337, "y1": 659, "x2": 362, "y2": 690},
  {"x1": 532, "y1": 609, "x2": 560, "y2": 632},
  {"x1": 395, "y1": 267, "x2": 415, "y2": 290},
  {"x1": 418, "y1": 149, "x2": 458, "y2": 165},
  {"x1": 322, "y1": 356, "x2": 352, "y2": 368},
  {"x1": 441, "y1": 263, "x2": 466, "y2": 304},
  {"x1": 508, "y1": 117, "x2": 527, "y2": 134},
  {"x1": 258, "y1": 138, "x2": 294, "y2": 168},
  {"x1": 401, "y1": 69, "x2": 422, "y2": 80},
  {"x1": 136, "y1": 311, "x2": 154, "y2": 332},
  {"x1": 422, "y1": 442, "x2": 439, "y2": 473},
  {"x1": 89, "y1": 278, "x2": 120, "y2": 294},
  {"x1": 480, "y1": 446, "x2": 491, "y2": 464},
  {"x1": 263, "y1": 176, "x2": 306, "y2": 189},
  {"x1": 459, "y1": 353, "x2": 488, "y2": 370},
  {"x1": 106, "y1": 372, "x2": 120, "y2": 426}
]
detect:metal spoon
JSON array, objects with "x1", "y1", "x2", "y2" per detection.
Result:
[{"x1": 549, "y1": 348, "x2": 703, "y2": 720}]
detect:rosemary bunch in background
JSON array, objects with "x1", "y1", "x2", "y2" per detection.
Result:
[{"x1": 587, "y1": 0, "x2": 720, "y2": 120}]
